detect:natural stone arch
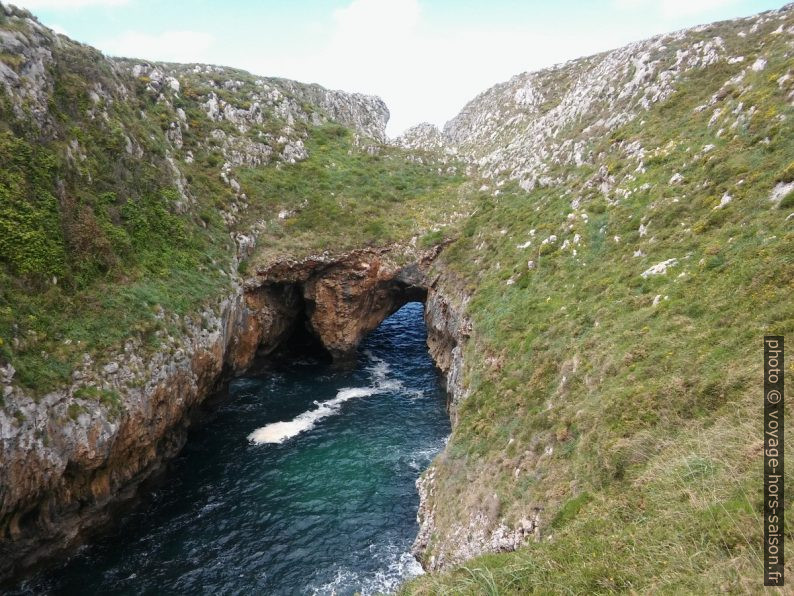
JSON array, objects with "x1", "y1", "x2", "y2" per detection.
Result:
[{"x1": 249, "y1": 247, "x2": 434, "y2": 364}]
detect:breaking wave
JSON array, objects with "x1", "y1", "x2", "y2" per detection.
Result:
[
  {"x1": 248, "y1": 355, "x2": 401, "y2": 445},
  {"x1": 27, "y1": 302, "x2": 451, "y2": 596}
]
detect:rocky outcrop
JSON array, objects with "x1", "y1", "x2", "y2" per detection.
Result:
[
  {"x1": 257, "y1": 247, "x2": 436, "y2": 361},
  {"x1": 413, "y1": 264, "x2": 544, "y2": 571},
  {"x1": 0, "y1": 4, "x2": 129, "y2": 136},
  {"x1": 278, "y1": 80, "x2": 390, "y2": 143},
  {"x1": 414, "y1": 468, "x2": 541, "y2": 572},
  {"x1": 120, "y1": 59, "x2": 390, "y2": 168},
  {"x1": 394, "y1": 3, "x2": 794, "y2": 193},
  {"x1": 0, "y1": 280, "x2": 300, "y2": 580},
  {"x1": 0, "y1": 245, "x2": 438, "y2": 582},
  {"x1": 422, "y1": 264, "x2": 471, "y2": 422},
  {"x1": 395, "y1": 122, "x2": 450, "y2": 154}
]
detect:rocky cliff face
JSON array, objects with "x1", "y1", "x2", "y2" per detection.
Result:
[
  {"x1": 0, "y1": 243, "x2": 440, "y2": 579},
  {"x1": 398, "y1": 3, "x2": 794, "y2": 191},
  {"x1": 0, "y1": 284, "x2": 266, "y2": 578},
  {"x1": 0, "y1": 2, "x2": 399, "y2": 580},
  {"x1": 422, "y1": 264, "x2": 471, "y2": 421},
  {"x1": 2, "y1": 0, "x2": 793, "y2": 589},
  {"x1": 120, "y1": 59, "x2": 389, "y2": 166},
  {"x1": 413, "y1": 264, "x2": 543, "y2": 571},
  {"x1": 255, "y1": 247, "x2": 434, "y2": 361}
]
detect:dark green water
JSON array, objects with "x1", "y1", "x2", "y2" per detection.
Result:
[{"x1": 18, "y1": 302, "x2": 450, "y2": 595}]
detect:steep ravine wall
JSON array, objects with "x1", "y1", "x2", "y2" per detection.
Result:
[
  {"x1": 0, "y1": 241, "x2": 512, "y2": 583},
  {"x1": 413, "y1": 264, "x2": 541, "y2": 572},
  {"x1": 0, "y1": 246, "x2": 433, "y2": 582},
  {"x1": 423, "y1": 266, "x2": 471, "y2": 423},
  {"x1": 0, "y1": 282, "x2": 299, "y2": 581}
]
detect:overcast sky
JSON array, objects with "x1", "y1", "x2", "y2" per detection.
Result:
[{"x1": 11, "y1": 0, "x2": 787, "y2": 136}]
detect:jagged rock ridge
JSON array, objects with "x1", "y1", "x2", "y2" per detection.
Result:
[{"x1": 398, "y1": 3, "x2": 794, "y2": 192}]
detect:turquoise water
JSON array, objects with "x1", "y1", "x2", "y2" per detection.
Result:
[{"x1": 20, "y1": 302, "x2": 450, "y2": 595}]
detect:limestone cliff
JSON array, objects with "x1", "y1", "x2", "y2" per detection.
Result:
[
  {"x1": 0, "y1": 1, "x2": 400, "y2": 580},
  {"x1": 398, "y1": 3, "x2": 794, "y2": 192},
  {"x1": 0, "y1": 244, "x2": 439, "y2": 579},
  {"x1": 1, "y1": 0, "x2": 793, "y2": 591}
]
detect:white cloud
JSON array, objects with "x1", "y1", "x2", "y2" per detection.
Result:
[
  {"x1": 235, "y1": 0, "x2": 431, "y2": 135},
  {"x1": 332, "y1": 0, "x2": 421, "y2": 42},
  {"x1": 96, "y1": 30, "x2": 215, "y2": 63},
  {"x1": 614, "y1": 0, "x2": 741, "y2": 18},
  {"x1": 237, "y1": 0, "x2": 632, "y2": 136},
  {"x1": 12, "y1": 0, "x2": 129, "y2": 8}
]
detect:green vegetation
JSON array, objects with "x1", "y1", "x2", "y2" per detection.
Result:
[
  {"x1": 0, "y1": 131, "x2": 65, "y2": 277},
  {"x1": 0, "y1": 21, "x2": 466, "y2": 395},
  {"x1": 236, "y1": 123, "x2": 466, "y2": 263},
  {"x1": 404, "y1": 15, "x2": 793, "y2": 594},
  {"x1": 74, "y1": 385, "x2": 122, "y2": 416},
  {"x1": 1, "y1": 6, "x2": 793, "y2": 593},
  {"x1": 0, "y1": 103, "x2": 231, "y2": 393},
  {"x1": 0, "y1": 29, "x2": 238, "y2": 393}
]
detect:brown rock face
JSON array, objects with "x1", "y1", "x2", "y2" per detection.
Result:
[
  {"x1": 255, "y1": 247, "x2": 435, "y2": 362},
  {"x1": 0, "y1": 245, "x2": 440, "y2": 583},
  {"x1": 0, "y1": 283, "x2": 301, "y2": 581}
]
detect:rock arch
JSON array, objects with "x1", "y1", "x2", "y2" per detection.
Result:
[{"x1": 246, "y1": 247, "x2": 434, "y2": 364}]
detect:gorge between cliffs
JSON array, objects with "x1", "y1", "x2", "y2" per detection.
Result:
[
  {"x1": 11, "y1": 301, "x2": 453, "y2": 595},
  {"x1": 0, "y1": 245, "x2": 473, "y2": 586},
  {"x1": 2, "y1": 2, "x2": 793, "y2": 592}
]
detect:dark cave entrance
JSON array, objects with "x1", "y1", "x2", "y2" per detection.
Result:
[{"x1": 257, "y1": 272, "x2": 429, "y2": 368}]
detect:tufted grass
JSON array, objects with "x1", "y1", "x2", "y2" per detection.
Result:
[
  {"x1": 0, "y1": 14, "x2": 467, "y2": 396},
  {"x1": 237, "y1": 123, "x2": 468, "y2": 264},
  {"x1": 405, "y1": 9, "x2": 794, "y2": 594}
]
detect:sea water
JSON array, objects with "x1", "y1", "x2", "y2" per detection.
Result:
[{"x1": 20, "y1": 302, "x2": 450, "y2": 595}]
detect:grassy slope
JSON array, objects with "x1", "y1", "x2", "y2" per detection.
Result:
[
  {"x1": 0, "y1": 123, "x2": 463, "y2": 397},
  {"x1": 238, "y1": 125, "x2": 467, "y2": 266},
  {"x1": 1, "y1": 5, "x2": 792, "y2": 593},
  {"x1": 0, "y1": 22, "x2": 231, "y2": 392},
  {"x1": 0, "y1": 12, "x2": 466, "y2": 398},
  {"x1": 406, "y1": 15, "x2": 794, "y2": 596}
]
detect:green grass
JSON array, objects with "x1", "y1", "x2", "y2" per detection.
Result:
[
  {"x1": 405, "y1": 12, "x2": 794, "y2": 594},
  {"x1": 0, "y1": 264, "x2": 229, "y2": 392},
  {"x1": 74, "y1": 385, "x2": 122, "y2": 417},
  {"x1": 235, "y1": 123, "x2": 467, "y2": 263},
  {"x1": 0, "y1": 29, "x2": 467, "y2": 395},
  {"x1": 0, "y1": 87, "x2": 232, "y2": 393},
  {"x1": 2, "y1": 7, "x2": 793, "y2": 592}
]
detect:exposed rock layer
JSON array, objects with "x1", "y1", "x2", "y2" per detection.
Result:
[
  {"x1": 413, "y1": 264, "x2": 542, "y2": 571},
  {"x1": 257, "y1": 247, "x2": 436, "y2": 361},
  {"x1": 0, "y1": 246, "x2": 436, "y2": 582},
  {"x1": 396, "y1": 3, "x2": 794, "y2": 193},
  {"x1": 422, "y1": 264, "x2": 471, "y2": 422}
]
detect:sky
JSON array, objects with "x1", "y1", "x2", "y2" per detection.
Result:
[{"x1": 10, "y1": 0, "x2": 788, "y2": 137}]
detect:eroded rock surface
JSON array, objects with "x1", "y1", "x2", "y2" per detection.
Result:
[
  {"x1": 257, "y1": 247, "x2": 437, "y2": 361},
  {"x1": 0, "y1": 246, "x2": 439, "y2": 581}
]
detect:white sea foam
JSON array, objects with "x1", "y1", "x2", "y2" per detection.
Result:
[
  {"x1": 309, "y1": 547, "x2": 424, "y2": 596},
  {"x1": 249, "y1": 354, "x2": 401, "y2": 445},
  {"x1": 408, "y1": 442, "x2": 445, "y2": 470}
]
